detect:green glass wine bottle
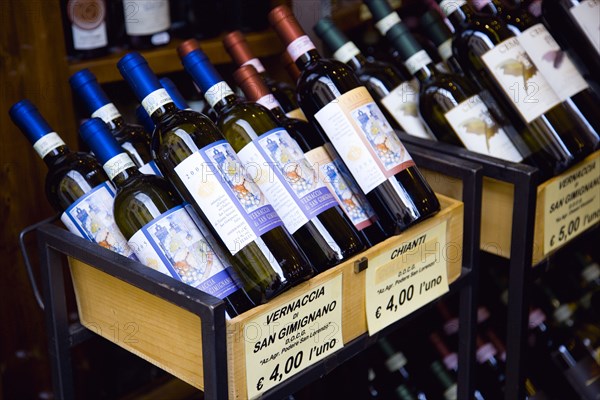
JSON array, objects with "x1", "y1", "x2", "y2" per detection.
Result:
[
  {"x1": 117, "y1": 52, "x2": 291, "y2": 301},
  {"x1": 9, "y1": 99, "x2": 134, "y2": 258},
  {"x1": 179, "y1": 41, "x2": 365, "y2": 271},
  {"x1": 79, "y1": 117, "x2": 259, "y2": 316}
]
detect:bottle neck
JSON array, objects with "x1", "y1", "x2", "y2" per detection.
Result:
[
  {"x1": 443, "y1": 2, "x2": 471, "y2": 28},
  {"x1": 103, "y1": 152, "x2": 140, "y2": 187},
  {"x1": 90, "y1": 102, "x2": 125, "y2": 131},
  {"x1": 43, "y1": 145, "x2": 71, "y2": 168},
  {"x1": 404, "y1": 50, "x2": 440, "y2": 82},
  {"x1": 149, "y1": 101, "x2": 179, "y2": 123},
  {"x1": 345, "y1": 53, "x2": 369, "y2": 71},
  {"x1": 212, "y1": 93, "x2": 240, "y2": 116},
  {"x1": 295, "y1": 49, "x2": 321, "y2": 70}
]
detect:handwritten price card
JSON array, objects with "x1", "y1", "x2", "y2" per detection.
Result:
[
  {"x1": 366, "y1": 222, "x2": 449, "y2": 334},
  {"x1": 544, "y1": 151, "x2": 599, "y2": 255},
  {"x1": 244, "y1": 274, "x2": 343, "y2": 399}
]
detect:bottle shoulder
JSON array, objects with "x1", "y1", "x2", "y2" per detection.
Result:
[
  {"x1": 115, "y1": 175, "x2": 180, "y2": 215},
  {"x1": 217, "y1": 102, "x2": 280, "y2": 150}
]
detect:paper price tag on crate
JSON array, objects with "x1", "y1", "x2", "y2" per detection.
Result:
[
  {"x1": 244, "y1": 274, "x2": 344, "y2": 399},
  {"x1": 366, "y1": 222, "x2": 449, "y2": 335},
  {"x1": 543, "y1": 151, "x2": 600, "y2": 256}
]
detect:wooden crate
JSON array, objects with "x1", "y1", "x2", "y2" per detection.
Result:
[
  {"x1": 68, "y1": 194, "x2": 463, "y2": 398},
  {"x1": 422, "y1": 150, "x2": 599, "y2": 265}
]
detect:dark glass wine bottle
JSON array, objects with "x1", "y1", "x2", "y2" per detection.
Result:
[
  {"x1": 269, "y1": 5, "x2": 440, "y2": 235},
  {"x1": 9, "y1": 99, "x2": 134, "y2": 258},
  {"x1": 61, "y1": 0, "x2": 109, "y2": 60},
  {"x1": 314, "y1": 17, "x2": 435, "y2": 141},
  {"x1": 79, "y1": 117, "x2": 258, "y2": 316},
  {"x1": 419, "y1": 10, "x2": 464, "y2": 74},
  {"x1": 541, "y1": 0, "x2": 600, "y2": 94},
  {"x1": 475, "y1": 0, "x2": 600, "y2": 149},
  {"x1": 117, "y1": 52, "x2": 288, "y2": 301},
  {"x1": 179, "y1": 42, "x2": 364, "y2": 271},
  {"x1": 365, "y1": 0, "x2": 535, "y2": 164},
  {"x1": 437, "y1": 0, "x2": 595, "y2": 169},
  {"x1": 69, "y1": 68, "x2": 159, "y2": 175},
  {"x1": 223, "y1": 30, "x2": 300, "y2": 114},
  {"x1": 233, "y1": 64, "x2": 389, "y2": 247},
  {"x1": 122, "y1": 0, "x2": 171, "y2": 49},
  {"x1": 136, "y1": 77, "x2": 192, "y2": 133}
]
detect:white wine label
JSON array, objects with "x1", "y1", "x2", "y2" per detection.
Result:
[
  {"x1": 33, "y1": 132, "x2": 65, "y2": 159},
  {"x1": 287, "y1": 35, "x2": 316, "y2": 62},
  {"x1": 138, "y1": 160, "x2": 162, "y2": 176},
  {"x1": 481, "y1": 37, "x2": 562, "y2": 123},
  {"x1": 365, "y1": 221, "x2": 449, "y2": 335},
  {"x1": 438, "y1": 38, "x2": 453, "y2": 62},
  {"x1": 204, "y1": 81, "x2": 235, "y2": 108},
  {"x1": 244, "y1": 274, "x2": 343, "y2": 399},
  {"x1": 286, "y1": 108, "x2": 308, "y2": 122},
  {"x1": 404, "y1": 50, "x2": 433, "y2": 75},
  {"x1": 570, "y1": 0, "x2": 600, "y2": 55},
  {"x1": 255, "y1": 94, "x2": 280, "y2": 111},
  {"x1": 543, "y1": 151, "x2": 600, "y2": 255},
  {"x1": 175, "y1": 141, "x2": 283, "y2": 255},
  {"x1": 72, "y1": 21, "x2": 107, "y2": 50},
  {"x1": 375, "y1": 12, "x2": 401, "y2": 36},
  {"x1": 314, "y1": 87, "x2": 414, "y2": 194},
  {"x1": 443, "y1": 94, "x2": 524, "y2": 162},
  {"x1": 142, "y1": 88, "x2": 172, "y2": 116},
  {"x1": 60, "y1": 181, "x2": 135, "y2": 258},
  {"x1": 103, "y1": 153, "x2": 136, "y2": 180},
  {"x1": 439, "y1": 0, "x2": 467, "y2": 16},
  {"x1": 123, "y1": 0, "x2": 170, "y2": 36},
  {"x1": 238, "y1": 128, "x2": 338, "y2": 234},
  {"x1": 304, "y1": 144, "x2": 376, "y2": 231},
  {"x1": 91, "y1": 103, "x2": 121, "y2": 123},
  {"x1": 242, "y1": 58, "x2": 266, "y2": 74},
  {"x1": 332, "y1": 42, "x2": 361, "y2": 64},
  {"x1": 380, "y1": 80, "x2": 435, "y2": 140},
  {"x1": 517, "y1": 23, "x2": 589, "y2": 100},
  {"x1": 128, "y1": 205, "x2": 239, "y2": 298}
]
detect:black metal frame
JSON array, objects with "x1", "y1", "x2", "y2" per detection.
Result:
[
  {"x1": 27, "y1": 145, "x2": 483, "y2": 400},
  {"x1": 400, "y1": 134, "x2": 541, "y2": 400}
]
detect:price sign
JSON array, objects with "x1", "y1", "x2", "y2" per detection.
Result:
[
  {"x1": 366, "y1": 222, "x2": 449, "y2": 334},
  {"x1": 244, "y1": 275, "x2": 343, "y2": 399},
  {"x1": 544, "y1": 152, "x2": 600, "y2": 255}
]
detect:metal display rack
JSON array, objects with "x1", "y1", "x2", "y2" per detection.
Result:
[
  {"x1": 22, "y1": 145, "x2": 484, "y2": 399},
  {"x1": 400, "y1": 134, "x2": 599, "y2": 400}
]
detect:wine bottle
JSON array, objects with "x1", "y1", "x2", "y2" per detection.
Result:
[
  {"x1": 117, "y1": 52, "x2": 288, "y2": 301},
  {"x1": 429, "y1": 360, "x2": 458, "y2": 400},
  {"x1": 61, "y1": 0, "x2": 109, "y2": 60},
  {"x1": 69, "y1": 68, "x2": 159, "y2": 175},
  {"x1": 437, "y1": 0, "x2": 595, "y2": 170},
  {"x1": 9, "y1": 99, "x2": 134, "y2": 258},
  {"x1": 269, "y1": 5, "x2": 440, "y2": 235},
  {"x1": 179, "y1": 42, "x2": 364, "y2": 271},
  {"x1": 314, "y1": 17, "x2": 435, "y2": 141},
  {"x1": 223, "y1": 30, "x2": 300, "y2": 115},
  {"x1": 79, "y1": 117, "x2": 258, "y2": 316},
  {"x1": 541, "y1": 0, "x2": 600, "y2": 93},
  {"x1": 365, "y1": 0, "x2": 532, "y2": 164},
  {"x1": 474, "y1": 0, "x2": 600, "y2": 149},
  {"x1": 233, "y1": 64, "x2": 389, "y2": 247},
  {"x1": 474, "y1": 335, "x2": 506, "y2": 400},
  {"x1": 419, "y1": 10, "x2": 463, "y2": 74},
  {"x1": 122, "y1": 0, "x2": 170, "y2": 49}
]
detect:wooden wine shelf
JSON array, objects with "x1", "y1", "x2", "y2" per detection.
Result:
[
  {"x1": 67, "y1": 30, "x2": 284, "y2": 84},
  {"x1": 422, "y1": 150, "x2": 600, "y2": 266},
  {"x1": 68, "y1": 194, "x2": 463, "y2": 399}
]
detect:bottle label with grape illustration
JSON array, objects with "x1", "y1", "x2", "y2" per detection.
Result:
[
  {"x1": 128, "y1": 205, "x2": 239, "y2": 298},
  {"x1": 175, "y1": 140, "x2": 283, "y2": 255},
  {"x1": 570, "y1": 0, "x2": 600, "y2": 56},
  {"x1": 444, "y1": 94, "x2": 524, "y2": 161},
  {"x1": 314, "y1": 87, "x2": 414, "y2": 194},
  {"x1": 238, "y1": 128, "x2": 338, "y2": 234},
  {"x1": 60, "y1": 180, "x2": 135, "y2": 258},
  {"x1": 481, "y1": 37, "x2": 561, "y2": 123},
  {"x1": 305, "y1": 144, "x2": 377, "y2": 231},
  {"x1": 517, "y1": 23, "x2": 589, "y2": 100},
  {"x1": 380, "y1": 80, "x2": 435, "y2": 140}
]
